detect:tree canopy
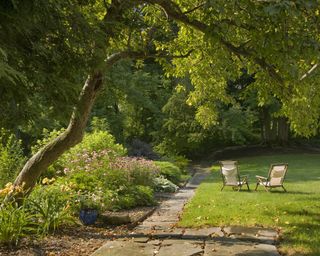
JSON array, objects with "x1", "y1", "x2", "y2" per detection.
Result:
[{"x1": 1, "y1": 0, "x2": 320, "y2": 193}]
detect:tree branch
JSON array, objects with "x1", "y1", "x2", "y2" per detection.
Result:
[
  {"x1": 144, "y1": 0, "x2": 284, "y2": 84},
  {"x1": 300, "y1": 64, "x2": 318, "y2": 81},
  {"x1": 183, "y1": 3, "x2": 205, "y2": 15}
]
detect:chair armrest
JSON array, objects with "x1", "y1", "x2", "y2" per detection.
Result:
[
  {"x1": 256, "y1": 175, "x2": 267, "y2": 180},
  {"x1": 240, "y1": 175, "x2": 249, "y2": 182}
]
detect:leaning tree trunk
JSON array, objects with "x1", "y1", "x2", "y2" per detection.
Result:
[
  {"x1": 12, "y1": 71, "x2": 103, "y2": 196},
  {"x1": 7, "y1": 51, "x2": 142, "y2": 200}
]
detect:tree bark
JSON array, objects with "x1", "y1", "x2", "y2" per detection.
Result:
[
  {"x1": 277, "y1": 117, "x2": 289, "y2": 146},
  {"x1": 12, "y1": 71, "x2": 103, "y2": 195}
]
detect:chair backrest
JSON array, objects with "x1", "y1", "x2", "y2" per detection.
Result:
[
  {"x1": 220, "y1": 160, "x2": 239, "y2": 185},
  {"x1": 268, "y1": 163, "x2": 288, "y2": 186}
]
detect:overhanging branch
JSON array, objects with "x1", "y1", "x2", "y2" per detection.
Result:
[{"x1": 144, "y1": 0, "x2": 284, "y2": 85}]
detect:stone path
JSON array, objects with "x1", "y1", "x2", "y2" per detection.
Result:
[{"x1": 91, "y1": 167, "x2": 280, "y2": 256}]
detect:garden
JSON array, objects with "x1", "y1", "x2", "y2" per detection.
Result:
[
  {"x1": 1, "y1": 0, "x2": 320, "y2": 255},
  {"x1": 0, "y1": 129, "x2": 189, "y2": 254},
  {"x1": 180, "y1": 153, "x2": 320, "y2": 255}
]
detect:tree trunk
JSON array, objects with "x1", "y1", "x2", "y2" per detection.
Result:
[
  {"x1": 12, "y1": 71, "x2": 103, "y2": 195},
  {"x1": 277, "y1": 117, "x2": 289, "y2": 146},
  {"x1": 7, "y1": 51, "x2": 144, "y2": 200}
]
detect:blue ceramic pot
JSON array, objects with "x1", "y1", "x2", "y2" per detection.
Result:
[{"x1": 79, "y1": 209, "x2": 98, "y2": 225}]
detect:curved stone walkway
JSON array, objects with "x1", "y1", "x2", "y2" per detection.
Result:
[{"x1": 92, "y1": 167, "x2": 280, "y2": 256}]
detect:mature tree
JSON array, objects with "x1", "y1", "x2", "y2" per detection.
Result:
[
  {"x1": 1, "y1": 0, "x2": 320, "y2": 196},
  {"x1": 144, "y1": 0, "x2": 320, "y2": 136}
]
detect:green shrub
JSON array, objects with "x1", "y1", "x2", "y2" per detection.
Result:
[
  {"x1": 114, "y1": 185, "x2": 155, "y2": 210},
  {"x1": 0, "y1": 201, "x2": 35, "y2": 245},
  {"x1": 168, "y1": 155, "x2": 190, "y2": 171},
  {"x1": 154, "y1": 176, "x2": 179, "y2": 193},
  {"x1": 67, "y1": 171, "x2": 102, "y2": 192},
  {"x1": 154, "y1": 161, "x2": 183, "y2": 185},
  {"x1": 68, "y1": 131, "x2": 126, "y2": 157},
  {"x1": 27, "y1": 185, "x2": 76, "y2": 235},
  {"x1": 0, "y1": 129, "x2": 26, "y2": 188}
]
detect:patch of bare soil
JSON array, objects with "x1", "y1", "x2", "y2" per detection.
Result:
[{"x1": 0, "y1": 207, "x2": 155, "y2": 256}]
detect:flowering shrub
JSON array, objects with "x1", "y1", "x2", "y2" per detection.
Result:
[{"x1": 108, "y1": 157, "x2": 159, "y2": 187}]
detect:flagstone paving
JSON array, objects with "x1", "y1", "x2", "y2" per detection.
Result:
[{"x1": 91, "y1": 166, "x2": 280, "y2": 256}]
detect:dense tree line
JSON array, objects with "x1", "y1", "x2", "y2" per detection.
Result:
[{"x1": 1, "y1": 0, "x2": 320, "y2": 195}]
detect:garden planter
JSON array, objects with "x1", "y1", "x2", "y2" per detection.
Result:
[{"x1": 79, "y1": 209, "x2": 98, "y2": 225}]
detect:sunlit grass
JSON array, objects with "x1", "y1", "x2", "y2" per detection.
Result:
[{"x1": 179, "y1": 154, "x2": 320, "y2": 255}]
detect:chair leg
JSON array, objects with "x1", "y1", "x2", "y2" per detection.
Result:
[
  {"x1": 246, "y1": 182, "x2": 250, "y2": 191},
  {"x1": 262, "y1": 185, "x2": 269, "y2": 192},
  {"x1": 255, "y1": 183, "x2": 259, "y2": 191},
  {"x1": 282, "y1": 185, "x2": 287, "y2": 192},
  {"x1": 221, "y1": 185, "x2": 225, "y2": 191},
  {"x1": 237, "y1": 185, "x2": 241, "y2": 191}
]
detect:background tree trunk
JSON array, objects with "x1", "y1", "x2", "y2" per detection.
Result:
[
  {"x1": 12, "y1": 72, "x2": 103, "y2": 195},
  {"x1": 277, "y1": 117, "x2": 289, "y2": 146}
]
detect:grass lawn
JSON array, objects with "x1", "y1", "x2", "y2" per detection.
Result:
[{"x1": 179, "y1": 153, "x2": 320, "y2": 256}]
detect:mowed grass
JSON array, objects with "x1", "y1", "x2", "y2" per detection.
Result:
[{"x1": 179, "y1": 154, "x2": 320, "y2": 255}]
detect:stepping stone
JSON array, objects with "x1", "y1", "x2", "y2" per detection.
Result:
[
  {"x1": 146, "y1": 216, "x2": 179, "y2": 222},
  {"x1": 133, "y1": 237, "x2": 150, "y2": 243},
  {"x1": 161, "y1": 239, "x2": 203, "y2": 245},
  {"x1": 257, "y1": 229, "x2": 278, "y2": 238},
  {"x1": 151, "y1": 228, "x2": 185, "y2": 238},
  {"x1": 157, "y1": 240, "x2": 204, "y2": 256},
  {"x1": 91, "y1": 240, "x2": 158, "y2": 256},
  {"x1": 204, "y1": 239, "x2": 280, "y2": 256},
  {"x1": 224, "y1": 226, "x2": 261, "y2": 236},
  {"x1": 184, "y1": 227, "x2": 224, "y2": 239},
  {"x1": 229, "y1": 234, "x2": 275, "y2": 245}
]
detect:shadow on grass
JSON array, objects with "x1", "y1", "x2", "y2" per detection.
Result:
[{"x1": 279, "y1": 221, "x2": 320, "y2": 256}]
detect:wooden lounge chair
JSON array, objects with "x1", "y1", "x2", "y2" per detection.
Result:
[
  {"x1": 219, "y1": 160, "x2": 250, "y2": 191},
  {"x1": 255, "y1": 163, "x2": 288, "y2": 192}
]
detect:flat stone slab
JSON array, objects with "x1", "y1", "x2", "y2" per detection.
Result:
[
  {"x1": 91, "y1": 240, "x2": 158, "y2": 256},
  {"x1": 161, "y1": 239, "x2": 203, "y2": 245},
  {"x1": 184, "y1": 227, "x2": 224, "y2": 239},
  {"x1": 204, "y1": 239, "x2": 280, "y2": 256},
  {"x1": 151, "y1": 228, "x2": 185, "y2": 238},
  {"x1": 157, "y1": 240, "x2": 204, "y2": 256},
  {"x1": 224, "y1": 226, "x2": 278, "y2": 238},
  {"x1": 146, "y1": 216, "x2": 179, "y2": 222},
  {"x1": 257, "y1": 229, "x2": 278, "y2": 238}
]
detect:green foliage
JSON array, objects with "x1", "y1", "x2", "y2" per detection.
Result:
[
  {"x1": 162, "y1": 155, "x2": 190, "y2": 171},
  {"x1": 0, "y1": 201, "x2": 35, "y2": 245},
  {"x1": 31, "y1": 128, "x2": 65, "y2": 154},
  {"x1": 69, "y1": 131, "x2": 126, "y2": 156},
  {"x1": 154, "y1": 83, "x2": 208, "y2": 156},
  {"x1": 27, "y1": 185, "x2": 75, "y2": 235},
  {"x1": 153, "y1": 176, "x2": 179, "y2": 193},
  {"x1": 115, "y1": 185, "x2": 155, "y2": 210},
  {"x1": 218, "y1": 105, "x2": 260, "y2": 145},
  {"x1": 155, "y1": 161, "x2": 183, "y2": 185},
  {"x1": 67, "y1": 171, "x2": 101, "y2": 192},
  {"x1": 0, "y1": 129, "x2": 26, "y2": 188}
]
